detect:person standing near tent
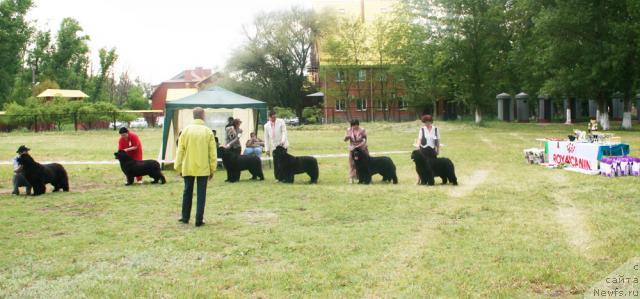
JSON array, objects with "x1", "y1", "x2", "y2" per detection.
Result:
[
  {"x1": 118, "y1": 127, "x2": 144, "y2": 183},
  {"x1": 175, "y1": 107, "x2": 217, "y2": 227},
  {"x1": 264, "y1": 110, "x2": 288, "y2": 181},
  {"x1": 224, "y1": 118, "x2": 243, "y2": 155}
]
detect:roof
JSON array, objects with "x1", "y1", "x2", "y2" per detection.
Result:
[
  {"x1": 306, "y1": 91, "x2": 324, "y2": 97},
  {"x1": 36, "y1": 89, "x2": 89, "y2": 98},
  {"x1": 166, "y1": 88, "x2": 198, "y2": 102},
  {"x1": 165, "y1": 86, "x2": 268, "y2": 109}
]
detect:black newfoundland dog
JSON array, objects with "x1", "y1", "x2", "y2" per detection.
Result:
[
  {"x1": 352, "y1": 147, "x2": 398, "y2": 184},
  {"x1": 219, "y1": 147, "x2": 264, "y2": 182},
  {"x1": 411, "y1": 147, "x2": 458, "y2": 186},
  {"x1": 114, "y1": 150, "x2": 166, "y2": 185},
  {"x1": 272, "y1": 146, "x2": 318, "y2": 184},
  {"x1": 16, "y1": 154, "x2": 69, "y2": 196}
]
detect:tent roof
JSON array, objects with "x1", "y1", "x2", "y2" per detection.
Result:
[
  {"x1": 306, "y1": 91, "x2": 324, "y2": 97},
  {"x1": 165, "y1": 86, "x2": 267, "y2": 109},
  {"x1": 37, "y1": 89, "x2": 88, "y2": 98}
]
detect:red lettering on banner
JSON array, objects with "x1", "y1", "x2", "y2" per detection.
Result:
[{"x1": 552, "y1": 154, "x2": 593, "y2": 170}]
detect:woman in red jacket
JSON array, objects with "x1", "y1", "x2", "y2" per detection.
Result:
[{"x1": 118, "y1": 127, "x2": 144, "y2": 183}]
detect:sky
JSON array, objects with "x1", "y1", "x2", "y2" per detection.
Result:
[{"x1": 28, "y1": 0, "x2": 311, "y2": 85}]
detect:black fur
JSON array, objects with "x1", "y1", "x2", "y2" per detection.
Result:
[
  {"x1": 411, "y1": 148, "x2": 457, "y2": 186},
  {"x1": 272, "y1": 146, "x2": 318, "y2": 184},
  {"x1": 16, "y1": 154, "x2": 69, "y2": 196},
  {"x1": 351, "y1": 147, "x2": 398, "y2": 184},
  {"x1": 114, "y1": 150, "x2": 166, "y2": 185},
  {"x1": 219, "y1": 147, "x2": 264, "y2": 182}
]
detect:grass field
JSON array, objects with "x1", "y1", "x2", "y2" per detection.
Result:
[{"x1": 1, "y1": 121, "x2": 639, "y2": 298}]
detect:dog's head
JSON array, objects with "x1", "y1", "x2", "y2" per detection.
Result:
[
  {"x1": 218, "y1": 146, "x2": 234, "y2": 159},
  {"x1": 352, "y1": 147, "x2": 366, "y2": 161},
  {"x1": 273, "y1": 146, "x2": 287, "y2": 157},
  {"x1": 114, "y1": 150, "x2": 129, "y2": 160},
  {"x1": 421, "y1": 147, "x2": 438, "y2": 160},
  {"x1": 411, "y1": 150, "x2": 424, "y2": 162},
  {"x1": 16, "y1": 153, "x2": 35, "y2": 167}
]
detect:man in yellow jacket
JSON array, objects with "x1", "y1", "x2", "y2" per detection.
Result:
[{"x1": 175, "y1": 107, "x2": 217, "y2": 227}]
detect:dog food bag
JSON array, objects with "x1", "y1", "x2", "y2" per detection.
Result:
[{"x1": 599, "y1": 158, "x2": 613, "y2": 177}]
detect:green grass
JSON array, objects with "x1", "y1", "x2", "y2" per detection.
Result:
[{"x1": 1, "y1": 121, "x2": 639, "y2": 298}]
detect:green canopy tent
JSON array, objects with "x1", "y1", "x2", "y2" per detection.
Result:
[{"x1": 160, "y1": 86, "x2": 268, "y2": 165}]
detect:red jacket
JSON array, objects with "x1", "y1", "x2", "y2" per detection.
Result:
[{"x1": 118, "y1": 131, "x2": 143, "y2": 161}]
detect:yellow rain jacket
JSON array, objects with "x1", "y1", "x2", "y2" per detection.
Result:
[{"x1": 174, "y1": 119, "x2": 217, "y2": 176}]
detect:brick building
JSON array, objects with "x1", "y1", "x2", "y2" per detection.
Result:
[
  {"x1": 310, "y1": 0, "x2": 418, "y2": 123},
  {"x1": 150, "y1": 67, "x2": 222, "y2": 110}
]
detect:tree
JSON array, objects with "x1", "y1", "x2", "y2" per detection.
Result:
[
  {"x1": 227, "y1": 7, "x2": 323, "y2": 116},
  {"x1": 0, "y1": 0, "x2": 33, "y2": 106},
  {"x1": 46, "y1": 18, "x2": 90, "y2": 90},
  {"x1": 91, "y1": 47, "x2": 118, "y2": 101},
  {"x1": 125, "y1": 85, "x2": 149, "y2": 110},
  {"x1": 436, "y1": 0, "x2": 511, "y2": 124},
  {"x1": 534, "y1": 0, "x2": 640, "y2": 129},
  {"x1": 321, "y1": 15, "x2": 368, "y2": 120}
]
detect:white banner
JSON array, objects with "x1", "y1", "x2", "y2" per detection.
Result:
[{"x1": 546, "y1": 141, "x2": 600, "y2": 171}]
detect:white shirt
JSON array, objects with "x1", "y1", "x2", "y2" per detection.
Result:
[
  {"x1": 417, "y1": 126, "x2": 440, "y2": 149},
  {"x1": 263, "y1": 118, "x2": 288, "y2": 152}
]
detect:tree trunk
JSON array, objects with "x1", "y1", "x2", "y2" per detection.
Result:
[
  {"x1": 474, "y1": 107, "x2": 482, "y2": 124},
  {"x1": 599, "y1": 111, "x2": 610, "y2": 131},
  {"x1": 565, "y1": 108, "x2": 572, "y2": 125},
  {"x1": 622, "y1": 112, "x2": 632, "y2": 129},
  {"x1": 622, "y1": 96, "x2": 632, "y2": 129}
]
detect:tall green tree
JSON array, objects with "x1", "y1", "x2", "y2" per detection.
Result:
[
  {"x1": 437, "y1": 0, "x2": 510, "y2": 124},
  {"x1": 91, "y1": 47, "x2": 118, "y2": 101},
  {"x1": 227, "y1": 7, "x2": 323, "y2": 116},
  {"x1": 321, "y1": 15, "x2": 368, "y2": 120},
  {"x1": 46, "y1": 17, "x2": 90, "y2": 90},
  {"x1": 0, "y1": 0, "x2": 33, "y2": 106},
  {"x1": 535, "y1": 0, "x2": 640, "y2": 129}
]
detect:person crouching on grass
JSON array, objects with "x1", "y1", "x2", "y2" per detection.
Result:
[{"x1": 118, "y1": 127, "x2": 144, "y2": 183}]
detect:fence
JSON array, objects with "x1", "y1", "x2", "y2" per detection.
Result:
[{"x1": 0, "y1": 110, "x2": 164, "y2": 132}]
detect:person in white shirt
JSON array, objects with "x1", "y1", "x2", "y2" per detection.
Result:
[
  {"x1": 264, "y1": 111, "x2": 289, "y2": 180},
  {"x1": 416, "y1": 114, "x2": 440, "y2": 156}
]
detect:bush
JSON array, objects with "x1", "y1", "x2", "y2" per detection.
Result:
[
  {"x1": 303, "y1": 106, "x2": 322, "y2": 124},
  {"x1": 273, "y1": 107, "x2": 296, "y2": 118}
]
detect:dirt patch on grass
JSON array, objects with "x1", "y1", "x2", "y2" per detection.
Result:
[
  {"x1": 555, "y1": 194, "x2": 592, "y2": 254},
  {"x1": 239, "y1": 210, "x2": 279, "y2": 225},
  {"x1": 479, "y1": 136, "x2": 498, "y2": 149},
  {"x1": 450, "y1": 169, "x2": 490, "y2": 198}
]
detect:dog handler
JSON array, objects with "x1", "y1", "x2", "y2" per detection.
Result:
[
  {"x1": 416, "y1": 114, "x2": 440, "y2": 156},
  {"x1": 12, "y1": 145, "x2": 32, "y2": 195},
  {"x1": 118, "y1": 127, "x2": 144, "y2": 183},
  {"x1": 344, "y1": 119, "x2": 368, "y2": 183},
  {"x1": 263, "y1": 111, "x2": 288, "y2": 181}
]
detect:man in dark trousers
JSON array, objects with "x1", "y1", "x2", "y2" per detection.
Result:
[{"x1": 175, "y1": 107, "x2": 217, "y2": 227}]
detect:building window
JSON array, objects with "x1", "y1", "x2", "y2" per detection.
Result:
[
  {"x1": 357, "y1": 69, "x2": 366, "y2": 81},
  {"x1": 336, "y1": 70, "x2": 345, "y2": 82},
  {"x1": 376, "y1": 99, "x2": 389, "y2": 111},
  {"x1": 356, "y1": 98, "x2": 367, "y2": 111},
  {"x1": 336, "y1": 99, "x2": 346, "y2": 111},
  {"x1": 376, "y1": 73, "x2": 387, "y2": 82},
  {"x1": 399, "y1": 97, "x2": 408, "y2": 110}
]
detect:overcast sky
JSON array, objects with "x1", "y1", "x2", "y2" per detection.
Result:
[{"x1": 28, "y1": 0, "x2": 311, "y2": 85}]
